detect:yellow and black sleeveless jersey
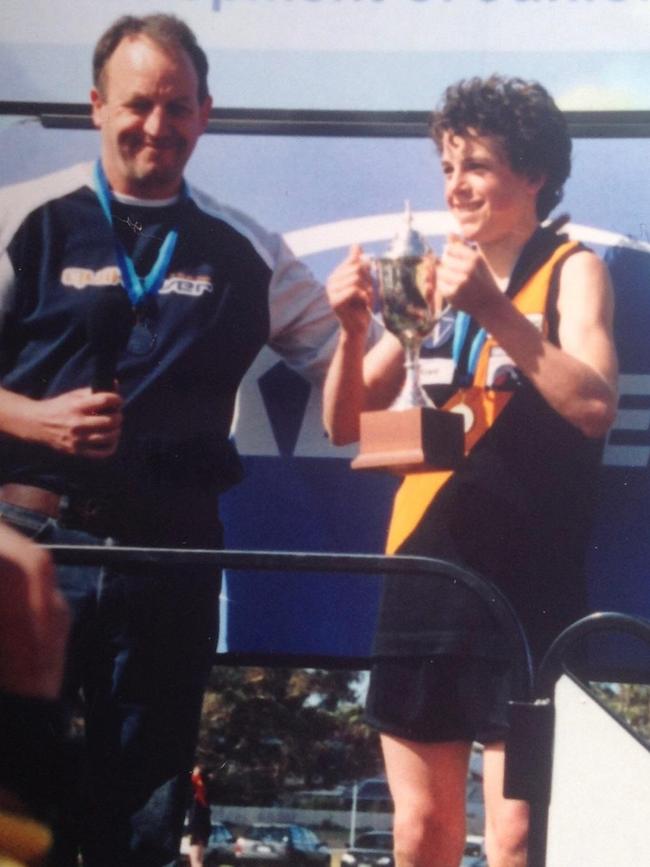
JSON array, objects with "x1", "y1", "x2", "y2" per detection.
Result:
[{"x1": 375, "y1": 226, "x2": 604, "y2": 664}]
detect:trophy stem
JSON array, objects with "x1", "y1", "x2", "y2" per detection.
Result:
[{"x1": 391, "y1": 342, "x2": 434, "y2": 410}]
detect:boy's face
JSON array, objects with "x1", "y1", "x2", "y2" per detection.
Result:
[{"x1": 439, "y1": 130, "x2": 543, "y2": 246}]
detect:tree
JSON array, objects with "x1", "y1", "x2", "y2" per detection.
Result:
[
  {"x1": 195, "y1": 666, "x2": 382, "y2": 805},
  {"x1": 590, "y1": 681, "x2": 650, "y2": 745}
]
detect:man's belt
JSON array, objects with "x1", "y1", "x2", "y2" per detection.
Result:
[
  {"x1": 0, "y1": 484, "x2": 111, "y2": 533},
  {"x1": 0, "y1": 484, "x2": 63, "y2": 518},
  {"x1": 0, "y1": 482, "x2": 222, "y2": 546}
]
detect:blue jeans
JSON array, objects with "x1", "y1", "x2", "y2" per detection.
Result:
[{"x1": 0, "y1": 502, "x2": 221, "y2": 867}]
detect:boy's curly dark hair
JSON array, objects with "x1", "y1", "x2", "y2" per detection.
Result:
[{"x1": 430, "y1": 75, "x2": 571, "y2": 221}]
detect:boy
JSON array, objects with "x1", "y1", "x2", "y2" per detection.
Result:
[{"x1": 323, "y1": 76, "x2": 618, "y2": 866}]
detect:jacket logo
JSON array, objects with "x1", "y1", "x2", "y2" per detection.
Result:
[
  {"x1": 61, "y1": 266, "x2": 121, "y2": 289},
  {"x1": 61, "y1": 268, "x2": 213, "y2": 297},
  {"x1": 160, "y1": 275, "x2": 214, "y2": 297}
]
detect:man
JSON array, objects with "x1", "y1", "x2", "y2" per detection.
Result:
[
  {"x1": 324, "y1": 76, "x2": 618, "y2": 866},
  {"x1": 0, "y1": 14, "x2": 339, "y2": 866}
]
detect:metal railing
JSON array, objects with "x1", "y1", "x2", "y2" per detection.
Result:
[
  {"x1": 46, "y1": 544, "x2": 534, "y2": 698},
  {"x1": 48, "y1": 544, "x2": 650, "y2": 865},
  {"x1": 526, "y1": 611, "x2": 650, "y2": 867}
]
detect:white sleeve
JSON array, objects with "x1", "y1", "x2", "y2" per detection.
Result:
[
  {"x1": 0, "y1": 251, "x2": 16, "y2": 334},
  {"x1": 0, "y1": 198, "x2": 18, "y2": 336},
  {"x1": 267, "y1": 234, "x2": 340, "y2": 385}
]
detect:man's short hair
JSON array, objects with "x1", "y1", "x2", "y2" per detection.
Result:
[
  {"x1": 93, "y1": 14, "x2": 210, "y2": 103},
  {"x1": 430, "y1": 75, "x2": 571, "y2": 221}
]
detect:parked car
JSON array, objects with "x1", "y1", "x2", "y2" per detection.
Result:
[
  {"x1": 343, "y1": 778, "x2": 393, "y2": 811},
  {"x1": 341, "y1": 830, "x2": 394, "y2": 867},
  {"x1": 354, "y1": 779, "x2": 391, "y2": 801},
  {"x1": 233, "y1": 823, "x2": 330, "y2": 866},
  {"x1": 340, "y1": 831, "x2": 484, "y2": 867},
  {"x1": 178, "y1": 821, "x2": 236, "y2": 866}
]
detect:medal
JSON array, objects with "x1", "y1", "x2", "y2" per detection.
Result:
[
  {"x1": 126, "y1": 296, "x2": 158, "y2": 356},
  {"x1": 127, "y1": 318, "x2": 157, "y2": 355}
]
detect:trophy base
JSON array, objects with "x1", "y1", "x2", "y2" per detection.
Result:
[{"x1": 351, "y1": 407, "x2": 464, "y2": 474}]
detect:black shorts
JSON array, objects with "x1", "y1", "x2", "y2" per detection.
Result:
[{"x1": 365, "y1": 654, "x2": 515, "y2": 745}]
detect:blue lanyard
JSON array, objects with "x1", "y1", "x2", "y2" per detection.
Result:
[
  {"x1": 451, "y1": 312, "x2": 487, "y2": 384},
  {"x1": 93, "y1": 160, "x2": 181, "y2": 308}
]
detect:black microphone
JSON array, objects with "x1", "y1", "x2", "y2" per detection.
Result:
[{"x1": 86, "y1": 287, "x2": 135, "y2": 392}]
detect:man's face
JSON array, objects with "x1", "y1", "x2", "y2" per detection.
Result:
[
  {"x1": 91, "y1": 35, "x2": 212, "y2": 199},
  {"x1": 440, "y1": 130, "x2": 543, "y2": 246}
]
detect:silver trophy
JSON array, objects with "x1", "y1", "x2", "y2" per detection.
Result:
[
  {"x1": 351, "y1": 203, "x2": 463, "y2": 473},
  {"x1": 374, "y1": 202, "x2": 444, "y2": 408}
]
